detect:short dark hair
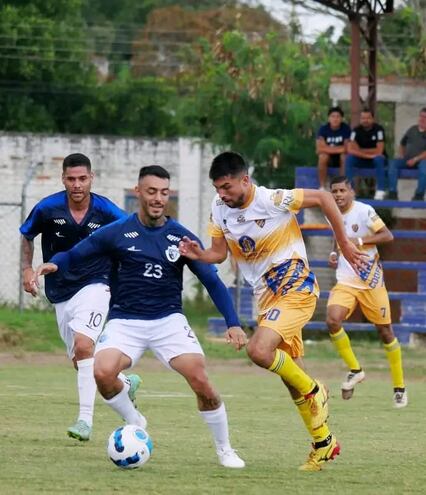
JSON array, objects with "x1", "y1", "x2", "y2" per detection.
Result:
[
  {"x1": 420, "y1": 107, "x2": 426, "y2": 114},
  {"x1": 328, "y1": 106, "x2": 344, "y2": 117},
  {"x1": 361, "y1": 107, "x2": 374, "y2": 117},
  {"x1": 330, "y1": 175, "x2": 352, "y2": 187},
  {"x1": 209, "y1": 152, "x2": 248, "y2": 181},
  {"x1": 138, "y1": 165, "x2": 170, "y2": 181},
  {"x1": 62, "y1": 153, "x2": 91, "y2": 171}
]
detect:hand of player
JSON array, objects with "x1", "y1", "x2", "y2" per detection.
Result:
[
  {"x1": 23, "y1": 267, "x2": 38, "y2": 297},
  {"x1": 406, "y1": 157, "x2": 417, "y2": 167},
  {"x1": 339, "y1": 241, "x2": 368, "y2": 274},
  {"x1": 328, "y1": 252, "x2": 338, "y2": 269},
  {"x1": 225, "y1": 326, "x2": 247, "y2": 351},
  {"x1": 31, "y1": 262, "x2": 58, "y2": 294},
  {"x1": 178, "y1": 236, "x2": 204, "y2": 260}
]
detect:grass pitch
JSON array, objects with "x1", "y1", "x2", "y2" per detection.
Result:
[{"x1": 1, "y1": 343, "x2": 425, "y2": 495}]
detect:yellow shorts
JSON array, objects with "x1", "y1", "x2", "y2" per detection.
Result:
[
  {"x1": 327, "y1": 283, "x2": 391, "y2": 325},
  {"x1": 257, "y1": 292, "x2": 317, "y2": 358}
]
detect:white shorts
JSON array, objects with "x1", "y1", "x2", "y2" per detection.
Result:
[
  {"x1": 95, "y1": 313, "x2": 204, "y2": 369},
  {"x1": 54, "y1": 283, "x2": 110, "y2": 359}
]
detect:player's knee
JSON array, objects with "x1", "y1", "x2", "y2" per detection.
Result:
[
  {"x1": 376, "y1": 324, "x2": 394, "y2": 343},
  {"x1": 246, "y1": 340, "x2": 270, "y2": 367},
  {"x1": 94, "y1": 364, "x2": 115, "y2": 388},
  {"x1": 73, "y1": 339, "x2": 94, "y2": 360},
  {"x1": 326, "y1": 313, "x2": 342, "y2": 333},
  {"x1": 187, "y1": 370, "x2": 210, "y2": 394}
]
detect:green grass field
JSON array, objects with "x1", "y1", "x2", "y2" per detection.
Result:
[
  {"x1": 1, "y1": 306, "x2": 425, "y2": 494},
  {"x1": 1, "y1": 343, "x2": 425, "y2": 495}
]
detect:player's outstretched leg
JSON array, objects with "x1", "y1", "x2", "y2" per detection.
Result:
[
  {"x1": 170, "y1": 353, "x2": 245, "y2": 469},
  {"x1": 95, "y1": 349, "x2": 147, "y2": 428}
]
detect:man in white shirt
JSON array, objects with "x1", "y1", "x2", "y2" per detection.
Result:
[{"x1": 326, "y1": 176, "x2": 407, "y2": 408}]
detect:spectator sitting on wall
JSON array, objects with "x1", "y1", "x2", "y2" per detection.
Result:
[
  {"x1": 316, "y1": 106, "x2": 351, "y2": 190},
  {"x1": 388, "y1": 107, "x2": 426, "y2": 201},
  {"x1": 345, "y1": 108, "x2": 386, "y2": 200}
]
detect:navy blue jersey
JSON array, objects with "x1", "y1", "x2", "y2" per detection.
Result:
[
  {"x1": 317, "y1": 122, "x2": 351, "y2": 147},
  {"x1": 51, "y1": 214, "x2": 240, "y2": 326},
  {"x1": 20, "y1": 191, "x2": 127, "y2": 303}
]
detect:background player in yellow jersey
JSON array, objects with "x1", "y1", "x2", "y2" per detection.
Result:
[
  {"x1": 179, "y1": 152, "x2": 365, "y2": 472},
  {"x1": 327, "y1": 176, "x2": 407, "y2": 407}
]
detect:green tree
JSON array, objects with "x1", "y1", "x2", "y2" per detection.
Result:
[{"x1": 176, "y1": 31, "x2": 338, "y2": 187}]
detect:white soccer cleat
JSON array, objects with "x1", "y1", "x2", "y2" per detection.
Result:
[
  {"x1": 217, "y1": 448, "x2": 245, "y2": 469},
  {"x1": 341, "y1": 369, "x2": 366, "y2": 399},
  {"x1": 374, "y1": 190, "x2": 385, "y2": 200},
  {"x1": 393, "y1": 389, "x2": 408, "y2": 409}
]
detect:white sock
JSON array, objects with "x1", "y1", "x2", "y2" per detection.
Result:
[
  {"x1": 76, "y1": 358, "x2": 96, "y2": 427},
  {"x1": 104, "y1": 377, "x2": 144, "y2": 426},
  {"x1": 199, "y1": 403, "x2": 231, "y2": 452}
]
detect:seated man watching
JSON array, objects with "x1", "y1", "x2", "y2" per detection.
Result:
[
  {"x1": 388, "y1": 107, "x2": 426, "y2": 201},
  {"x1": 316, "y1": 106, "x2": 351, "y2": 190},
  {"x1": 345, "y1": 109, "x2": 386, "y2": 200}
]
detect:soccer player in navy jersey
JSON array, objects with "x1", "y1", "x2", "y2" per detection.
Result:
[
  {"x1": 33, "y1": 165, "x2": 248, "y2": 468},
  {"x1": 20, "y1": 153, "x2": 140, "y2": 442}
]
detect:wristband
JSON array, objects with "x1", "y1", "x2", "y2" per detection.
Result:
[{"x1": 357, "y1": 237, "x2": 363, "y2": 247}]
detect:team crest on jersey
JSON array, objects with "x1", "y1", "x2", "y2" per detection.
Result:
[
  {"x1": 237, "y1": 215, "x2": 245, "y2": 223},
  {"x1": 53, "y1": 218, "x2": 66, "y2": 225},
  {"x1": 238, "y1": 235, "x2": 256, "y2": 254},
  {"x1": 165, "y1": 245, "x2": 180, "y2": 262},
  {"x1": 255, "y1": 219, "x2": 266, "y2": 228},
  {"x1": 352, "y1": 224, "x2": 359, "y2": 232}
]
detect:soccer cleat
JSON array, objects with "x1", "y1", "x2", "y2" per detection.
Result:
[
  {"x1": 299, "y1": 435, "x2": 340, "y2": 472},
  {"x1": 341, "y1": 369, "x2": 365, "y2": 400},
  {"x1": 127, "y1": 374, "x2": 142, "y2": 408},
  {"x1": 393, "y1": 389, "x2": 408, "y2": 409},
  {"x1": 305, "y1": 381, "x2": 329, "y2": 430},
  {"x1": 217, "y1": 448, "x2": 245, "y2": 468},
  {"x1": 67, "y1": 419, "x2": 92, "y2": 442},
  {"x1": 374, "y1": 190, "x2": 385, "y2": 200}
]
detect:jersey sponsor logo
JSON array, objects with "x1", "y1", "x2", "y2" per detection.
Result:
[
  {"x1": 237, "y1": 215, "x2": 245, "y2": 223},
  {"x1": 352, "y1": 224, "x2": 359, "y2": 232},
  {"x1": 271, "y1": 189, "x2": 284, "y2": 206},
  {"x1": 88, "y1": 222, "x2": 101, "y2": 229},
  {"x1": 55, "y1": 231, "x2": 65, "y2": 238},
  {"x1": 165, "y1": 245, "x2": 180, "y2": 262},
  {"x1": 124, "y1": 231, "x2": 139, "y2": 238},
  {"x1": 127, "y1": 245, "x2": 142, "y2": 252},
  {"x1": 255, "y1": 219, "x2": 266, "y2": 228},
  {"x1": 53, "y1": 218, "x2": 66, "y2": 225},
  {"x1": 238, "y1": 235, "x2": 256, "y2": 254},
  {"x1": 166, "y1": 234, "x2": 181, "y2": 242}
]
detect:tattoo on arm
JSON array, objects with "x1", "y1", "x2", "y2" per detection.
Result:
[{"x1": 22, "y1": 237, "x2": 34, "y2": 270}]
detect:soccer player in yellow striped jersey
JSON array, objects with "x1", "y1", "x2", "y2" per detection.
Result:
[
  {"x1": 179, "y1": 152, "x2": 366, "y2": 471},
  {"x1": 327, "y1": 176, "x2": 407, "y2": 408}
]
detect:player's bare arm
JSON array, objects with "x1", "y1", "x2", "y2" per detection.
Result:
[
  {"x1": 179, "y1": 235, "x2": 228, "y2": 264},
  {"x1": 225, "y1": 326, "x2": 248, "y2": 351},
  {"x1": 31, "y1": 262, "x2": 58, "y2": 293},
  {"x1": 350, "y1": 226, "x2": 394, "y2": 247},
  {"x1": 21, "y1": 237, "x2": 37, "y2": 296},
  {"x1": 301, "y1": 189, "x2": 366, "y2": 272}
]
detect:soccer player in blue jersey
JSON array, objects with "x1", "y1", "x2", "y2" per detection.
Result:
[
  {"x1": 33, "y1": 165, "x2": 248, "y2": 469},
  {"x1": 20, "y1": 153, "x2": 136, "y2": 442}
]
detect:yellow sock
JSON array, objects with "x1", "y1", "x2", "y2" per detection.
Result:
[
  {"x1": 294, "y1": 397, "x2": 331, "y2": 443},
  {"x1": 268, "y1": 350, "x2": 315, "y2": 395},
  {"x1": 330, "y1": 327, "x2": 361, "y2": 370},
  {"x1": 384, "y1": 338, "x2": 405, "y2": 388}
]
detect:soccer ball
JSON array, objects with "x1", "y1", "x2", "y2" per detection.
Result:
[{"x1": 107, "y1": 425, "x2": 153, "y2": 469}]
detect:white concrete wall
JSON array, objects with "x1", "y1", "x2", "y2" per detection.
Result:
[{"x1": 0, "y1": 133, "x2": 232, "y2": 306}]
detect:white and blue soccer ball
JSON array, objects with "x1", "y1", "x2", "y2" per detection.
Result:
[{"x1": 107, "y1": 425, "x2": 153, "y2": 469}]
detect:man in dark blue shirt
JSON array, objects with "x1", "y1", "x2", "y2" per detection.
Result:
[
  {"x1": 33, "y1": 165, "x2": 247, "y2": 469},
  {"x1": 345, "y1": 109, "x2": 386, "y2": 200},
  {"x1": 20, "y1": 153, "x2": 129, "y2": 442},
  {"x1": 316, "y1": 106, "x2": 351, "y2": 190}
]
